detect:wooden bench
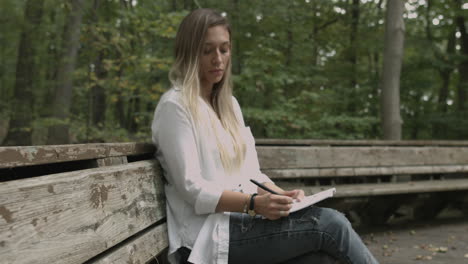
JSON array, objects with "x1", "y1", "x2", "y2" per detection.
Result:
[
  {"x1": 256, "y1": 139, "x2": 468, "y2": 225},
  {"x1": 2, "y1": 140, "x2": 468, "y2": 262},
  {"x1": 0, "y1": 143, "x2": 167, "y2": 264}
]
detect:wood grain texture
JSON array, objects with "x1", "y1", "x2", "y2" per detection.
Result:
[
  {"x1": 0, "y1": 143, "x2": 154, "y2": 168},
  {"x1": 277, "y1": 179, "x2": 468, "y2": 198},
  {"x1": 91, "y1": 223, "x2": 168, "y2": 264},
  {"x1": 257, "y1": 146, "x2": 468, "y2": 169},
  {"x1": 263, "y1": 165, "x2": 468, "y2": 179},
  {"x1": 0, "y1": 160, "x2": 165, "y2": 264}
]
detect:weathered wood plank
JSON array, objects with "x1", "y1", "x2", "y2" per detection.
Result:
[
  {"x1": 263, "y1": 165, "x2": 468, "y2": 179},
  {"x1": 96, "y1": 156, "x2": 128, "y2": 167},
  {"x1": 0, "y1": 143, "x2": 154, "y2": 168},
  {"x1": 257, "y1": 146, "x2": 468, "y2": 169},
  {"x1": 4, "y1": 142, "x2": 468, "y2": 169},
  {"x1": 277, "y1": 179, "x2": 468, "y2": 198},
  {"x1": 0, "y1": 160, "x2": 165, "y2": 264},
  {"x1": 255, "y1": 139, "x2": 468, "y2": 146},
  {"x1": 91, "y1": 223, "x2": 168, "y2": 264}
]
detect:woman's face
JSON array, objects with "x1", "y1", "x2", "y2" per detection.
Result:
[{"x1": 199, "y1": 25, "x2": 231, "y2": 90}]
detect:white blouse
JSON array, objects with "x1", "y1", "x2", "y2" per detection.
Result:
[{"x1": 151, "y1": 88, "x2": 273, "y2": 264}]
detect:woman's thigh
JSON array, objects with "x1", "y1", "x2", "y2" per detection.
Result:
[{"x1": 228, "y1": 206, "x2": 343, "y2": 264}]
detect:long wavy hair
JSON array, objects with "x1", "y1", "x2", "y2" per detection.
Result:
[{"x1": 169, "y1": 8, "x2": 246, "y2": 173}]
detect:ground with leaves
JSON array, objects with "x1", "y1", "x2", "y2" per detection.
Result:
[{"x1": 361, "y1": 214, "x2": 468, "y2": 264}]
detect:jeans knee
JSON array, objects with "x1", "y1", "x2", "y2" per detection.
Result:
[{"x1": 321, "y1": 208, "x2": 351, "y2": 232}]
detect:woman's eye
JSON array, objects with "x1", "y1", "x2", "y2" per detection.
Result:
[{"x1": 203, "y1": 47, "x2": 229, "y2": 55}]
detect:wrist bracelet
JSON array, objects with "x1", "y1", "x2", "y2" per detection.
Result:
[
  {"x1": 243, "y1": 194, "x2": 250, "y2": 214},
  {"x1": 248, "y1": 193, "x2": 258, "y2": 216}
]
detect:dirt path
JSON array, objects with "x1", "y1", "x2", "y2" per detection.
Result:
[{"x1": 360, "y1": 216, "x2": 468, "y2": 264}]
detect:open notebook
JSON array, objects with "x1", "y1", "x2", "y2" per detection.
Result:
[{"x1": 290, "y1": 188, "x2": 336, "y2": 213}]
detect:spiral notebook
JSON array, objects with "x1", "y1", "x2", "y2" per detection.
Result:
[{"x1": 290, "y1": 188, "x2": 336, "y2": 213}]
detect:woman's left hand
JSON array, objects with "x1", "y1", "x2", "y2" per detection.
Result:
[{"x1": 282, "y1": 189, "x2": 305, "y2": 202}]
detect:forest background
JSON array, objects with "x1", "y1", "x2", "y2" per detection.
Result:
[{"x1": 1, "y1": 0, "x2": 467, "y2": 146}]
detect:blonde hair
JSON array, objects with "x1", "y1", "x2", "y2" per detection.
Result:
[{"x1": 169, "y1": 9, "x2": 246, "y2": 173}]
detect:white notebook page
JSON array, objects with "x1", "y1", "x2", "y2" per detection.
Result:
[{"x1": 290, "y1": 188, "x2": 336, "y2": 213}]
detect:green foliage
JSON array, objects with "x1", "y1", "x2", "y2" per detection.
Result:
[{"x1": 1, "y1": 0, "x2": 467, "y2": 145}]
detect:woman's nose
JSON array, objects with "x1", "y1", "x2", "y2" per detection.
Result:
[{"x1": 212, "y1": 50, "x2": 222, "y2": 65}]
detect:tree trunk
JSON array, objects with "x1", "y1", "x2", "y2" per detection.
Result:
[
  {"x1": 115, "y1": 93, "x2": 126, "y2": 129},
  {"x1": 47, "y1": 0, "x2": 85, "y2": 144},
  {"x1": 455, "y1": 0, "x2": 468, "y2": 112},
  {"x1": 380, "y1": 0, "x2": 405, "y2": 140},
  {"x1": 3, "y1": 0, "x2": 45, "y2": 146},
  {"x1": 90, "y1": 0, "x2": 107, "y2": 127},
  {"x1": 347, "y1": 0, "x2": 360, "y2": 113},
  {"x1": 91, "y1": 55, "x2": 107, "y2": 128},
  {"x1": 436, "y1": 29, "x2": 455, "y2": 118},
  {"x1": 127, "y1": 92, "x2": 140, "y2": 133}
]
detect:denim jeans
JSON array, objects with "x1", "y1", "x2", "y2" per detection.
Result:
[{"x1": 228, "y1": 206, "x2": 379, "y2": 264}]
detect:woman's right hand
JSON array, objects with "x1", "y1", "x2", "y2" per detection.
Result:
[{"x1": 254, "y1": 193, "x2": 293, "y2": 220}]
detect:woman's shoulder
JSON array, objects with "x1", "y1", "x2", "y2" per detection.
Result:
[
  {"x1": 159, "y1": 87, "x2": 184, "y2": 106},
  {"x1": 153, "y1": 87, "x2": 189, "y2": 119},
  {"x1": 230, "y1": 95, "x2": 245, "y2": 126},
  {"x1": 231, "y1": 95, "x2": 241, "y2": 110},
  {"x1": 231, "y1": 95, "x2": 244, "y2": 114}
]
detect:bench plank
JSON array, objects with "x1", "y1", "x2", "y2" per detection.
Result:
[
  {"x1": 256, "y1": 139, "x2": 468, "y2": 146},
  {"x1": 257, "y1": 146, "x2": 468, "y2": 169},
  {"x1": 91, "y1": 223, "x2": 168, "y2": 264},
  {"x1": 263, "y1": 165, "x2": 468, "y2": 179},
  {"x1": 0, "y1": 143, "x2": 154, "y2": 169},
  {"x1": 0, "y1": 160, "x2": 165, "y2": 264},
  {"x1": 279, "y1": 179, "x2": 468, "y2": 198}
]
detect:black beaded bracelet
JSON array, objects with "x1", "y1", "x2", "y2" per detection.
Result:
[{"x1": 249, "y1": 193, "x2": 258, "y2": 215}]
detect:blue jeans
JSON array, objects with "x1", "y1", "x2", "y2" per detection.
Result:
[{"x1": 228, "y1": 206, "x2": 379, "y2": 264}]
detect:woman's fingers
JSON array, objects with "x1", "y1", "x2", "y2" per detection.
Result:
[
  {"x1": 270, "y1": 194, "x2": 293, "y2": 204},
  {"x1": 269, "y1": 202, "x2": 292, "y2": 211},
  {"x1": 256, "y1": 193, "x2": 294, "y2": 219},
  {"x1": 282, "y1": 189, "x2": 305, "y2": 201}
]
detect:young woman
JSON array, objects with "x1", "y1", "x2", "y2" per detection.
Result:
[{"x1": 151, "y1": 8, "x2": 379, "y2": 264}]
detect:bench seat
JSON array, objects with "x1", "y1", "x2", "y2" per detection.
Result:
[{"x1": 278, "y1": 178, "x2": 468, "y2": 197}]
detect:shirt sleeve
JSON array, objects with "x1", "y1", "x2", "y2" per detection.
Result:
[
  {"x1": 152, "y1": 100, "x2": 223, "y2": 215},
  {"x1": 231, "y1": 97, "x2": 273, "y2": 185}
]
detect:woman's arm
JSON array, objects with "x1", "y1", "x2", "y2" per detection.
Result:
[
  {"x1": 153, "y1": 100, "x2": 224, "y2": 214},
  {"x1": 215, "y1": 190, "x2": 294, "y2": 220}
]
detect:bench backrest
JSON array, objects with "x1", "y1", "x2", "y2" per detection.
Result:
[
  {"x1": 0, "y1": 143, "x2": 166, "y2": 264},
  {"x1": 256, "y1": 139, "x2": 468, "y2": 179}
]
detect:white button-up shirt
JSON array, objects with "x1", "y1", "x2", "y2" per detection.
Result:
[{"x1": 151, "y1": 88, "x2": 273, "y2": 264}]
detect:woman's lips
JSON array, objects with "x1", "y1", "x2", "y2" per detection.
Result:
[{"x1": 209, "y1": 69, "x2": 223, "y2": 76}]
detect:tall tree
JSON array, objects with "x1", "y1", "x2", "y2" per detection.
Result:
[
  {"x1": 3, "y1": 0, "x2": 45, "y2": 146},
  {"x1": 380, "y1": 0, "x2": 405, "y2": 140},
  {"x1": 347, "y1": 0, "x2": 359, "y2": 112},
  {"x1": 5, "y1": 0, "x2": 44, "y2": 145},
  {"x1": 424, "y1": 2, "x2": 456, "y2": 138},
  {"x1": 455, "y1": 0, "x2": 468, "y2": 112},
  {"x1": 90, "y1": 0, "x2": 107, "y2": 127},
  {"x1": 47, "y1": 0, "x2": 85, "y2": 144}
]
